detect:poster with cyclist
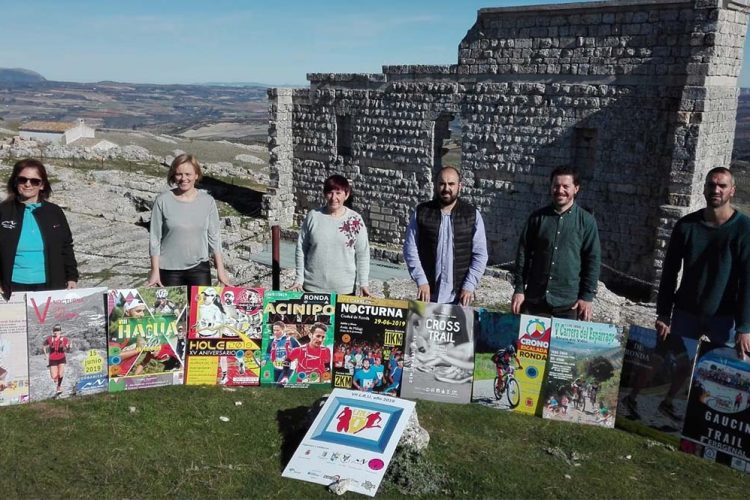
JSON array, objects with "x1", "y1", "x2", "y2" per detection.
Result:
[
  {"x1": 0, "y1": 294, "x2": 29, "y2": 407},
  {"x1": 401, "y1": 301, "x2": 474, "y2": 404},
  {"x1": 679, "y1": 341, "x2": 750, "y2": 473},
  {"x1": 471, "y1": 310, "x2": 520, "y2": 410},
  {"x1": 332, "y1": 295, "x2": 408, "y2": 395},
  {"x1": 542, "y1": 318, "x2": 625, "y2": 428},
  {"x1": 184, "y1": 286, "x2": 264, "y2": 386},
  {"x1": 514, "y1": 314, "x2": 551, "y2": 416}
]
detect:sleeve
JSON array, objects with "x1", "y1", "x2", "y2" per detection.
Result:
[
  {"x1": 295, "y1": 213, "x2": 311, "y2": 285},
  {"x1": 354, "y1": 215, "x2": 370, "y2": 288},
  {"x1": 461, "y1": 210, "x2": 489, "y2": 292},
  {"x1": 149, "y1": 197, "x2": 164, "y2": 257},
  {"x1": 402, "y1": 210, "x2": 428, "y2": 286},
  {"x1": 656, "y1": 221, "x2": 684, "y2": 322},
  {"x1": 513, "y1": 217, "x2": 532, "y2": 294},
  {"x1": 207, "y1": 196, "x2": 222, "y2": 255},
  {"x1": 58, "y1": 208, "x2": 79, "y2": 282},
  {"x1": 735, "y1": 227, "x2": 750, "y2": 333},
  {"x1": 578, "y1": 214, "x2": 601, "y2": 302}
]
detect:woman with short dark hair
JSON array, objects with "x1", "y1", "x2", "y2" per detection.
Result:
[{"x1": 0, "y1": 158, "x2": 78, "y2": 299}]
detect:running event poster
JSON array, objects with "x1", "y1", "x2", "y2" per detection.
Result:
[
  {"x1": 26, "y1": 288, "x2": 107, "y2": 401},
  {"x1": 260, "y1": 290, "x2": 336, "y2": 388},
  {"x1": 471, "y1": 310, "x2": 520, "y2": 410},
  {"x1": 333, "y1": 295, "x2": 407, "y2": 396},
  {"x1": 107, "y1": 287, "x2": 187, "y2": 392},
  {"x1": 542, "y1": 318, "x2": 625, "y2": 428},
  {"x1": 679, "y1": 341, "x2": 750, "y2": 474},
  {"x1": 184, "y1": 286, "x2": 263, "y2": 386},
  {"x1": 282, "y1": 388, "x2": 415, "y2": 496},
  {"x1": 514, "y1": 314, "x2": 551, "y2": 416},
  {"x1": 616, "y1": 325, "x2": 699, "y2": 440},
  {"x1": 0, "y1": 294, "x2": 29, "y2": 406},
  {"x1": 401, "y1": 301, "x2": 474, "y2": 404}
]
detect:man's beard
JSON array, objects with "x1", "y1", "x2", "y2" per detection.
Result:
[{"x1": 438, "y1": 191, "x2": 457, "y2": 206}]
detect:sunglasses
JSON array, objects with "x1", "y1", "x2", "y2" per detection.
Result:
[{"x1": 16, "y1": 176, "x2": 43, "y2": 187}]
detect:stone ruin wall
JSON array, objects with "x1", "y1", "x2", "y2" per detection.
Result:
[{"x1": 266, "y1": 0, "x2": 750, "y2": 289}]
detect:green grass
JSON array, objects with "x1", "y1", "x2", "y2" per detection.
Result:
[{"x1": 0, "y1": 385, "x2": 747, "y2": 498}]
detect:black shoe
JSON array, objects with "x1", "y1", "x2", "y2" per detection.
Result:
[
  {"x1": 658, "y1": 400, "x2": 681, "y2": 421},
  {"x1": 621, "y1": 395, "x2": 640, "y2": 420}
]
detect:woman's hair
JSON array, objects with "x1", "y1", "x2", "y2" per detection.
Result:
[
  {"x1": 6, "y1": 158, "x2": 52, "y2": 202},
  {"x1": 168, "y1": 154, "x2": 203, "y2": 186},
  {"x1": 323, "y1": 174, "x2": 354, "y2": 208}
]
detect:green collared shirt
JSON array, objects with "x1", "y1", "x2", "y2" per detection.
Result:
[{"x1": 513, "y1": 203, "x2": 601, "y2": 308}]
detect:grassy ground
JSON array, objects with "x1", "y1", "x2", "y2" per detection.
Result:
[{"x1": 0, "y1": 385, "x2": 747, "y2": 498}]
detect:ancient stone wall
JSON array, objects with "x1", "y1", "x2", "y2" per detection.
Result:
[{"x1": 268, "y1": 0, "x2": 750, "y2": 289}]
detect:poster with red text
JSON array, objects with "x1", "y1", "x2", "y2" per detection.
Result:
[{"x1": 0, "y1": 294, "x2": 29, "y2": 406}]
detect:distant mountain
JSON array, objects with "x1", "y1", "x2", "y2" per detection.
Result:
[
  {"x1": 0, "y1": 68, "x2": 46, "y2": 84},
  {"x1": 199, "y1": 81, "x2": 303, "y2": 88}
]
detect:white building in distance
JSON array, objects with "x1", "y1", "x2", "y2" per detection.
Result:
[{"x1": 19, "y1": 118, "x2": 95, "y2": 145}]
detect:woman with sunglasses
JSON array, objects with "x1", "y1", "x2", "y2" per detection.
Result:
[{"x1": 0, "y1": 158, "x2": 78, "y2": 299}]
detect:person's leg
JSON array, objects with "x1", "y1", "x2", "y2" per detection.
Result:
[
  {"x1": 184, "y1": 261, "x2": 211, "y2": 288},
  {"x1": 159, "y1": 269, "x2": 184, "y2": 287},
  {"x1": 521, "y1": 300, "x2": 552, "y2": 318}
]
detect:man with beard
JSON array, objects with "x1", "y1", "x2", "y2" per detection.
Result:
[
  {"x1": 623, "y1": 167, "x2": 750, "y2": 420},
  {"x1": 512, "y1": 166, "x2": 601, "y2": 321},
  {"x1": 403, "y1": 166, "x2": 488, "y2": 305}
]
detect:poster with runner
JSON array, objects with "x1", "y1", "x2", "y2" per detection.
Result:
[
  {"x1": 282, "y1": 388, "x2": 415, "y2": 496},
  {"x1": 333, "y1": 295, "x2": 407, "y2": 395},
  {"x1": 184, "y1": 286, "x2": 263, "y2": 386},
  {"x1": 0, "y1": 294, "x2": 29, "y2": 406},
  {"x1": 514, "y1": 314, "x2": 551, "y2": 416},
  {"x1": 679, "y1": 341, "x2": 750, "y2": 473},
  {"x1": 616, "y1": 325, "x2": 699, "y2": 440},
  {"x1": 26, "y1": 288, "x2": 107, "y2": 400},
  {"x1": 401, "y1": 301, "x2": 474, "y2": 404},
  {"x1": 259, "y1": 290, "x2": 336, "y2": 388},
  {"x1": 471, "y1": 310, "x2": 520, "y2": 410},
  {"x1": 542, "y1": 318, "x2": 625, "y2": 428},
  {"x1": 107, "y1": 287, "x2": 186, "y2": 392}
]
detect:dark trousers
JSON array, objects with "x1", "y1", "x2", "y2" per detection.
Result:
[
  {"x1": 11, "y1": 282, "x2": 48, "y2": 292},
  {"x1": 522, "y1": 299, "x2": 578, "y2": 320},
  {"x1": 160, "y1": 261, "x2": 211, "y2": 288}
]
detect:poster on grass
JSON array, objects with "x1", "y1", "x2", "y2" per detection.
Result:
[
  {"x1": 184, "y1": 286, "x2": 263, "y2": 386},
  {"x1": 514, "y1": 314, "x2": 551, "y2": 416},
  {"x1": 282, "y1": 388, "x2": 415, "y2": 496},
  {"x1": 541, "y1": 318, "x2": 625, "y2": 428},
  {"x1": 0, "y1": 294, "x2": 28, "y2": 406},
  {"x1": 26, "y1": 288, "x2": 107, "y2": 400},
  {"x1": 616, "y1": 325, "x2": 699, "y2": 439},
  {"x1": 260, "y1": 290, "x2": 335, "y2": 388},
  {"x1": 107, "y1": 287, "x2": 186, "y2": 392},
  {"x1": 401, "y1": 301, "x2": 474, "y2": 404},
  {"x1": 679, "y1": 341, "x2": 750, "y2": 473},
  {"x1": 471, "y1": 310, "x2": 520, "y2": 409},
  {"x1": 333, "y1": 295, "x2": 407, "y2": 396}
]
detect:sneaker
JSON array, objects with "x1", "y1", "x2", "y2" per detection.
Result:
[
  {"x1": 621, "y1": 395, "x2": 641, "y2": 420},
  {"x1": 658, "y1": 400, "x2": 681, "y2": 421},
  {"x1": 434, "y1": 366, "x2": 472, "y2": 384}
]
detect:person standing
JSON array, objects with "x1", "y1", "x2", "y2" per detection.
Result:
[
  {"x1": 403, "y1": 166, "x2": 488, "y2": 305},
  {"x1": 43, "y1": 324, "x2": 71, "y2": 397},
  {"x1": 512, "y1": 166, "x2": 601, "y2": 320}
]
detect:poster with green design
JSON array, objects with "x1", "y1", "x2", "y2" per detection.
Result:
[
  {"x1": 260, "y1": 290, "x2": 336, "y2": 388},
  {"x1": 107, "y1": 287, "x2": 187, "y2": 392}
]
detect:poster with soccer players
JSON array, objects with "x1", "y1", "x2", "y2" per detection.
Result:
[
  {"x1": 26, "y1": 288, "x2": 107, "y2": 400},
  {"x1": 282, "y1": 388, "x2": 415, "y2": 496},
  {"x1": 106, "y1": 287, "x2": 186, "y2": 392},
  {"x1": 333, "y1": 295, "x2": 408, "y2": 395},
  {"x1": 679, "y1": 341, "x2": 750, "y2": 474},
  {"x1": 0, "y1": 294, "x2": 29, "y2": 407},
  {"x1": 184, "y1": 286, "x2": 263, "y2": 386},
  {"x1": 260, "y1": 290, "x2": 336, "y2": 388},
  {"x1": 542, "y1": 318, "x2": 625, "y2": 428},
  {"x1": 400, "y1": 301, "x2": 475, "y2": 404}
]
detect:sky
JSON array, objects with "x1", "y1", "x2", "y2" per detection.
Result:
[{"x1": 2, "y1": 0, "x2": 750, "y2": 86}]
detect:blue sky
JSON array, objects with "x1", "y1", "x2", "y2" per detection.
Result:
[{"x1": 2, "y1": 0, "x2": 750, "y2": 86}]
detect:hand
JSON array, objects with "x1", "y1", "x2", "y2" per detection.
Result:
[
  {"x1": 217, "y1": 269, "x2": 231, "y2": 287},
  {"x1": 655, "y1": 319, "x2": 670, "y2": 341},
  {"x1": 290, "y1": 282, "x2": 304, "y2": 292},
  {"x1": 416, "y1": 283, "x2": 430, "y2": 302},
  {"x1": 736, "y1": 332, "x2": 750, "y2": 360},
  {"x1": 511, "y1": 293, "x2": 525, "y2": 315},
  {"x1": 146, "y1": 269, "x2": 162, "y2": 287},
  {"x1": 458, "y1": 288, "x2": 473, "y2": 306},
  {"x1": 358, "y1": 286, "x2": 371, "y2": 297},
  {"x1": 572, "y1": 299, "x2": 593, "y2": 321},
  {"x1": 66, "y1": 281, "x2": 77, "y2": 289}
]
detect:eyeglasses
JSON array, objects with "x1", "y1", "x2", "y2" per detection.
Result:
[{"x1": 17, "y1": 176, "x2": 43, "y2": 187}]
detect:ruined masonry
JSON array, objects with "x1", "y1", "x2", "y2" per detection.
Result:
[{"x1": 265, "y1": 0, "x2": 750, "y2": 289}]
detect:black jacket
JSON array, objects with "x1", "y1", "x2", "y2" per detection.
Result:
[{"x1": 0, "y1": 199, "x2": 78, "y2": 299}]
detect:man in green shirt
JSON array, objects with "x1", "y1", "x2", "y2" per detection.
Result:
[{"x1": 512, "y1": 166, "x2": 601, "y2": 321}]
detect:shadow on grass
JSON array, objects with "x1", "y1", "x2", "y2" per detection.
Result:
[{"x1": 276, "y1": 405, "x2": 314, "y2": 471}]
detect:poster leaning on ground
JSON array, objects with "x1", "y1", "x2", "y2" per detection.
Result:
[
  {"x1": 0, "y1": 294, "x2": 29, "y2": 406},
  {"x1": 107, "y1": 287, "x2": 187, "y2": 392},
  {"x1": 282, "y1": 388, "x2": 415, "y2": 496},
  {"x1": 471, "y1": 310, "x2": 520, "y2": 410},
  {"x1": 26, "y1": 288, "x2": 107, "y2": 401}
]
